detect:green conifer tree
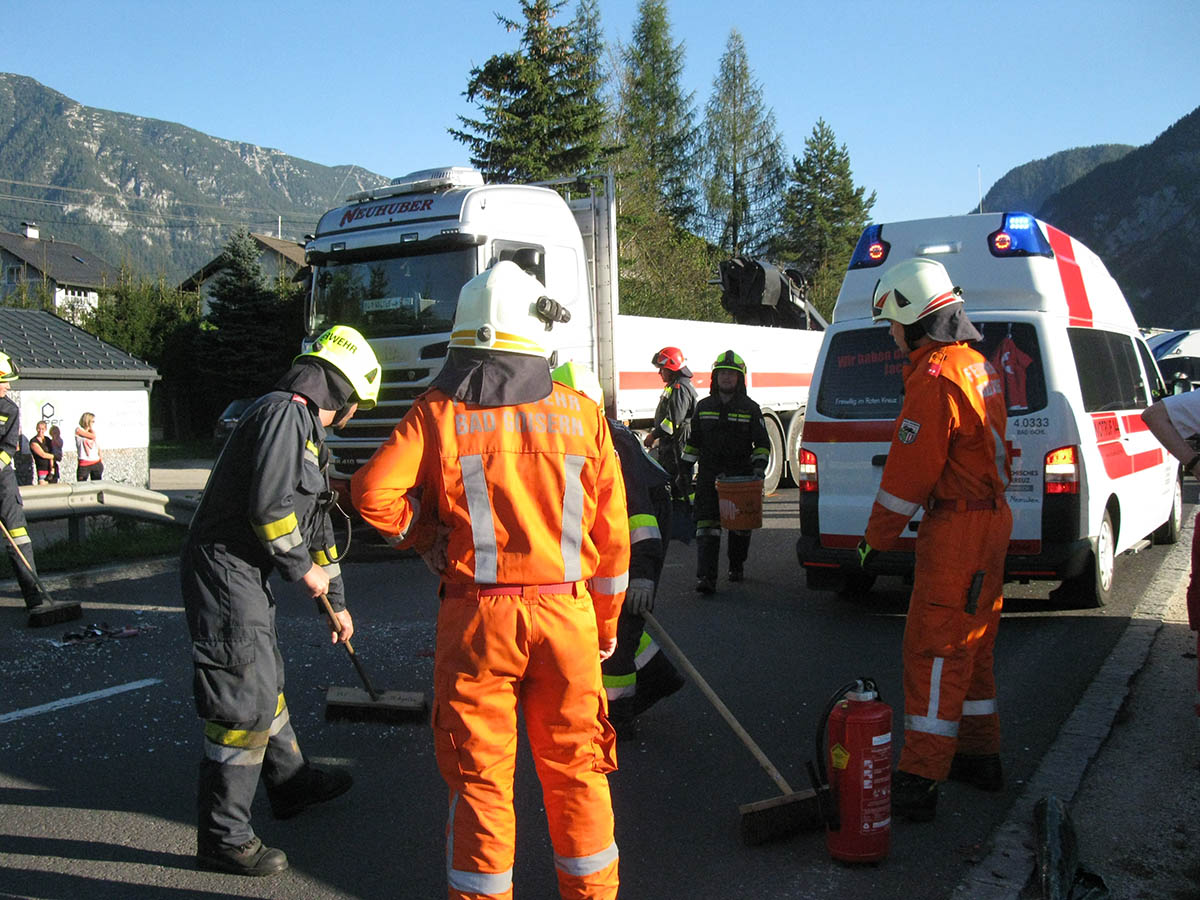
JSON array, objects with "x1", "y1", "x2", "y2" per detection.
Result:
[
  {"x1": 699, "y1": 30, "x2": 786, "y2": 257},
  {"x1": 774, "y1": 119, "x2": 876, "y2": 320},
  {"x1": 203, "y1": 228, "x2": 299, "y2": 403},
  {"x1": 449, "y1": 0, "x2": 606, "y2": 182},
  {"x1": 618, "y1": 0, "x2": 698, "y2": 228}
]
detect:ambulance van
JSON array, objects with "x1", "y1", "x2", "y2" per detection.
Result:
[{"x1": 795, "y1": 212, "x2": 1181, "y2": 607}]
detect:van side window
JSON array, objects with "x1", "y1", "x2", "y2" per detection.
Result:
[
  {"x1": 1135, "y1": 338, "x2": 1167, "y2": 400},
  {"x1": 815, "y1": 328, "x2": 907, "y2": 420},
  {"x1": 974, "y1": 322, "x2": 1046, "y2": 414},
  {"x1": 1068, "y1": 329, "x2": 1148, "y2": 411}
]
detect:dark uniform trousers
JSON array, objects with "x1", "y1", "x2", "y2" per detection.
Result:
[
  {"x1": 693, "y1": 466, "x2": 752, "y2": 581},
  {"x1": 183, "y1": 542, "x2": 306, "y2": 846},
  {"x1": 0, "y1": 465, "x2": 43, "y2": 608}
]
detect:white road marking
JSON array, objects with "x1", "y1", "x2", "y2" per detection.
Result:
[{"x1": 0, "y1": 678, "x2": 163, "y2": 723}]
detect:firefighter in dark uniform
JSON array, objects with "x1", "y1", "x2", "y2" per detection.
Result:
[
  {"x1": 554, "y1": 363, "x2": 685, "y2": 730},
  {"x1": 681, "y1": 350, "x2": 770, "y2": 594},
  {"x1": 183, "y1": 325, "x2": 380, "y2": 876},
  {"x1": 0, "y1": 351, "x2": 81, "y2": 627},
  {"x1": 643, "y1": 346, "x2": 698, "y2": 499}
]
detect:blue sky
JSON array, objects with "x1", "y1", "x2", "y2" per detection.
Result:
[{"x1": 5, "y1": 0, "x2": 1198, "y2": 225}]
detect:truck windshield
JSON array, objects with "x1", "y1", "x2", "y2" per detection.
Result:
[{"x1": 310, "y1": 248, "x2": 476, "y2": 338}]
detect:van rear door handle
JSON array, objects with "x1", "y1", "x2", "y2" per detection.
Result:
[{"x1": 872, "y1": 455, "x2": 889, "y2": 467}]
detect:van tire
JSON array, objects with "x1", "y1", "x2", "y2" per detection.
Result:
[
  {"x1": 761, "y1": 414, "x2": 784, "y2": 495},
  {"x1": 1054, "y1": 508, "x2": 1115, "y2": 608},
  {"x1": 1152, "y1": 473, "x2": 1183, "y2": 545}
]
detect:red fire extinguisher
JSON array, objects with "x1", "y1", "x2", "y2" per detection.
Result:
[{"x1": 812, "y1": 677, "x2": 892, "y2": 863}]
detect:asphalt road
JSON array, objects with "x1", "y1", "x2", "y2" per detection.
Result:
[{"x1": 0, "y1": 487, "x2": 1181, "y2": 899}]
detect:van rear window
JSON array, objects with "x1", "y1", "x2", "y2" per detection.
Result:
[
  {"x1": 816, "y1": 328, "x2": 907, "y2": 419},
  {"x1": 816, "y1": 322, "x2": 1046, "y2": 419}
]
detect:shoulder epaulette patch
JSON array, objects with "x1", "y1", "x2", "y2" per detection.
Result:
[{"x1": 926, "y1": 351, "x2": 946, "y2": 378}]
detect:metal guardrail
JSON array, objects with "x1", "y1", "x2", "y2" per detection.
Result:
[{"x1": 18, "y1": 482, "x2": 198, "y2": 527}]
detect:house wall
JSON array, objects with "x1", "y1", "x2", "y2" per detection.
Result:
[
  {"x1": 9, "y1": 386, "x2": 151, "y2": 487},
  {"x1": 0, "y1": 250, "x2": 41, "y2": 302}
]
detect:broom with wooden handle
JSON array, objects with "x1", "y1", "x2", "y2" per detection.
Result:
[
  {"x1": 642, "y1": 611, "x2": 825, "y2": 844},
  {"x1": 317, "y1": 592, "x2": 427, "y2": 723},
  {"x1": 0, "y1": 518, "x2": 82, "y2": 627}
]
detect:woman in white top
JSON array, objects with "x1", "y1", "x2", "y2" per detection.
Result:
[{"x1": 75, "y1": 411, "x2": 104, "y2": 481}]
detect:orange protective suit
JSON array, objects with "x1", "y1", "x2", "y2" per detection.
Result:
[
  {"x1": 352, "y1": 382, "x2": 629, "y2": 900},
  {"x1": 865, "y1": 340, "x2": 1012, "y2": 782}
]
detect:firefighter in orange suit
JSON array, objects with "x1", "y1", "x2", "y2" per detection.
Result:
[
  {"x1": 352, "y1": 261, "x2": 630, "y2": 900},
  {"x1": 858, "y1": 257, "x2": 1013, "y2": 823}
]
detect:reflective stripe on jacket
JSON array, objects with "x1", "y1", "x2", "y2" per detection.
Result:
[
  {"x1": 352, "y1": 383, "x2": 631, "y2": 642},
  {"x1": 187, "y1": 391, "x2": 345, "y2": 608},
  {"x1": 865, "y1": 341, "x2": 1011, "y2": 550}
]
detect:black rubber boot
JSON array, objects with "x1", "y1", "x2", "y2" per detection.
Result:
[
  {"x1": 196, "y1": 836, "x2": 288, "y2": 876},
  {"x1": 728, "y1": 567, "x2": 744, "y2": 582},
  {"x1": 948, "y1": 752, "x2": 1004, "y2": 791},
  {"x1": 268, "y1": 764, "x2": 353, "y2": 820},
  {"x1": 892, "y1": 770, "x2": 938, "y2": 822},
  {"x1": 632, "y1": 652, "x2": 686, "y2": 717}
]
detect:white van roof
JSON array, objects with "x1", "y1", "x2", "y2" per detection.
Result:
[{"x1": 833, "y1": 212, "x2": 1136, "y2": 332}]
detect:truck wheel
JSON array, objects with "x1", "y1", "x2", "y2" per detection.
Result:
[
  {"x1": 761, "y1": 414, "x2": 784, "y2": 495},
  {"x1": 783, "y1": 408, "x2": 805, "y2": 488},
  {"x1": 1152, "y1": 473, "x2": 1182, "y2": 545}
]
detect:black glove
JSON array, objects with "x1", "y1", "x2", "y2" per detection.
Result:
[{"x1": 856, "y1": 539, "x2": 878, "y2": 570}]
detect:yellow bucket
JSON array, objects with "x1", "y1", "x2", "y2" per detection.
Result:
[{"x1": 715, "y1": 476, "x2": 764, "y2": 530}]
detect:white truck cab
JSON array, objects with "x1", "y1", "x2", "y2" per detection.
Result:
[
  {"x1": 795, "y1": 212, "x2": 1181, "y2": 607},
  {"x1": 304, "y1": 167, "x2": 825, "y2": 495}
]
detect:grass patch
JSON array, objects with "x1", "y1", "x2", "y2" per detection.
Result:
[
  {"x1": 150, "y1": 439, "x2": 215, "y2": 463},
  {"x1": 0, "y1": 518, "x2": 187, "y2": 578}
]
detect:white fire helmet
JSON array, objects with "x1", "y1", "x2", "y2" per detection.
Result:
[
  {"x1": 448, "y1": 261, "x2": 569, "y2": 357},
  {"x1": 871, "y1": 257, "x2": 963, "y2": 326}
]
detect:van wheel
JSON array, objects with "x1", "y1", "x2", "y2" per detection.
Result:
[
  {"x1": 1152, "y1": 473, "x2": 1183, "y2": 545},
  {"x1": 761, "y1": 414, "x2": 784, "y2": 495},
  {"x1": 1055, "y1": 509, "x2": 1115, "y2": 608}
]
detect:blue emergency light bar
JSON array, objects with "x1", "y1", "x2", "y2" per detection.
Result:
[
  {"x1": 988, "y1": 212, "x2": 1054, "y2": 259},
  {"x1": 847, "y1": 224, "x2": 890, "y2": 269}
]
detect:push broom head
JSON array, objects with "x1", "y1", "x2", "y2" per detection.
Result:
[
  {"x1": 27, "y1": 600, "x2": 83, "y2": 628},
  {"x1": 324, "y1": 686, "x2": 428, "y2": 724}
]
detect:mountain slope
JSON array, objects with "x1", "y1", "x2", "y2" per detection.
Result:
[
  {"x1": 0, "y1": 73, "x2": 390, "y2": 280},
  {"x1": 976, "y1": 144, "x2": 1134, "y2": 215},
  {"x1": 1037, "y1": 105, "x2": 1200, "y2": 328}
]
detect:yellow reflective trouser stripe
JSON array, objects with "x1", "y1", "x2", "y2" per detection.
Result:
[
  {"x1": 203, "y1": 694, "x2": 287, "y2": 765},
  {"x1": 603, "y1": 671, "x2": 637, "y2": 689}
]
